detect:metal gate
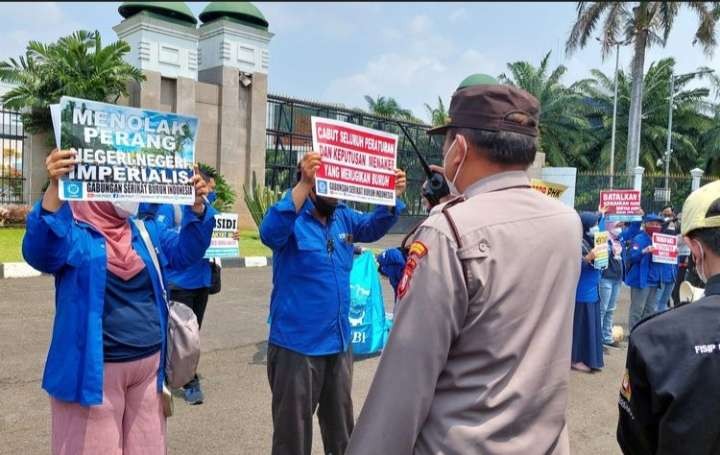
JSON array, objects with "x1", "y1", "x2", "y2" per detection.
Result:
[
  {"x1": 0, "y1": 109, "x2": 25, "y2": 204},
  {"x1": 266, "y1": 94, "x2": 441, "y2": 216}
]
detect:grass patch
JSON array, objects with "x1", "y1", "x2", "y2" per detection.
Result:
[
  {"x1": 0, "y1": 227, "x2": 271, "y2": 264},
  {"x1": 0, "y1": 228, "x2": 25, "y2": 262},
  {"x1": 237, "y1": 229, "x2": 271, "y2": 257}
]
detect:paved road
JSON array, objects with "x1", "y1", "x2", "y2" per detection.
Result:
[{"x1": 0, "y1": 261, "x2": 630, "y2": 455}]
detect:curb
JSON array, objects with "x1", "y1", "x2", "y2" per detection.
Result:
[
  {"x1": 0, "y1": 256, "x2": 273, "y2": 279},
  {"x1": 0, "y1": 262, "x2": 42, "y2": 279}
]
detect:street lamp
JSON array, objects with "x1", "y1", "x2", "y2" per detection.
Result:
[
  {"x1": 596, "y1": 37, "x2": 631, "y2": 188},
  {"x1": 664, "y1": 68, "x2": 715, "y2": 195}
]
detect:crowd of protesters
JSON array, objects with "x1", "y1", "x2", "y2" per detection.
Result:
[{"x1": 24, "y1": 77, "x2": 720, "y2": 455}]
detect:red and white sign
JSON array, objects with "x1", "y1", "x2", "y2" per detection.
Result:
[
  {"x1": 311, "y1": 117, "x2": 397, "y2": 206},
  {"x1": 600, "y1": 190, "x2": 642, "y2": 222},
  {"x1": 652, "y1": 233, "x2": 678, "y2": 265}
]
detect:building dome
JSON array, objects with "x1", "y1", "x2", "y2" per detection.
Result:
[
  {"x1": 118, "y1": 2, "x2": 197, "y2": 25},
  {"x1": 457, "y1": 73, "x2": 498, "y2": 90},
  {"x1": 199, "y1": 2, "x2": 269, "y2": 30}
]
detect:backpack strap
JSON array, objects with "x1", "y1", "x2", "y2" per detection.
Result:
[{"x1": 132, "y1": 218, "x2": 170, "y2": 309}]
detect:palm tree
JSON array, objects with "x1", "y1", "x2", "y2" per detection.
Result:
[
  {"x1": 580, "y1": 58, "x2": 711, "y2": 174},
  {"x1": 424, "y1": 97, "x2": 449, "y2": 127},
  {"x1": 363, "y1": 95, "x2": 416, "y2": 121},
  {"x1": 0, "y1": 30, "x2": 145, "y2": 133},
  {"x1": 695, "y1": 69, "x2": 720, "y2": 174},
  {"x1": 566, "y1": 2, "x2": 717, "y2": 173},
  {"x1": 498, "y1": 51, "x2": 595, "y2": 167}
]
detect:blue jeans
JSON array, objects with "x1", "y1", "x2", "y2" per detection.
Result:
[
  {"x1": 629, "y1": 286, "x2": 658, "y2": 330},
  {"x1": 599, "y1": 278, "x2": 622, "y2": 344},
  {"x1": 655, "y1": 281, "x2": 675, "y2": 312}
]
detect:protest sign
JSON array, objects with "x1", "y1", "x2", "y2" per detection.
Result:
[
  {"x1": 311, "y1": 117, "x2": 397, "y2": 206},
  {"x1": 594, "y1": 231, "x2": 609, "y2": 270},
  {"x1": 204, "y1": 213, "x2": 239, "y2": 259},
  {"x1": 530, "y1": 178, "x2": 567, "y2": 199},
  {"x1": 52, "y1": 97, "x2": 198, "y2": 204},
  {"x1": 652, "y1": 233, "x2": 678, "y2": 265},
  {"x1": 600, "y1": 190, "x2": 642, "y2": 222}
]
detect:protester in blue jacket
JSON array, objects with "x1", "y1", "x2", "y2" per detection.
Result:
[
  {"x1": 651, "y1": 213, "x2": 679, "y2": 312},
  {"x1": 376, "y1": 247, "x2": 407, "y2": 300},
  {"x1": 572, "y1": 212, "x2": 606, "y2": 372},
  {"x1": 153, "y1": 169, "x2": 218, "y2": 404},
  {"x1": 598, "y1": 210, "x2": 642, "y2": 348},
  {"x1": 625, "y1": 214, "x2": 665, "y2": 329},
  {"x1": 260, "y1": 151, "x2": 406, "y2": 455},
  {"x1": 22, "y1": 149, "x2": 215, "y2": 455}
]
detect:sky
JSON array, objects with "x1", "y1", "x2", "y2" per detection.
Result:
[{"x1": 0, "y1": 2, "x2": 717, "y2": 123}]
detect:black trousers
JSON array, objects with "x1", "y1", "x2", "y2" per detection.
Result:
[
  {"x1": 267, "y1": 344, "x2": 354, "y2": 455},
  {"x1": 170, "y1": 287, "x2": 210, "y2": 328}
]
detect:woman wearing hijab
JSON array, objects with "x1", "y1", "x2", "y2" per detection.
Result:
[
  {"x1": 572, "y1": 212, "x2": 605, "y2": 372},
  {"x1": 22, "y1": 149, "x2": 216, "y2": 455}
]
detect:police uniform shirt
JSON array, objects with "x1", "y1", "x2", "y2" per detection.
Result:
[
  {"x1": 347, "y1": 171, "x2": 582, "y2": 455},
  {"x1": 618, "y1": 273, "x2": 720, "y2": 454}
]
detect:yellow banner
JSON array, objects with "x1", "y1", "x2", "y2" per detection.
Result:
[{"x1": 530, "y1": 179, "x2": 568, "y2": 199}]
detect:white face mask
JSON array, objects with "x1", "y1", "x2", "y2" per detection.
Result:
[
  {"x1": 611, "y1": 227, "x2": 622, "y2": 237},
  {"x1": 693, "y1": 240, "x2": 708, "y2": 284},
  {"x1": 112, "y1": 201, "x2": 139, "y2": 219},
  {"x1": 442, "y1": 138, "x2": 467, "y2": 195}
]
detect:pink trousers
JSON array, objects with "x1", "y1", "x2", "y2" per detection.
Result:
[{"x1": 51, "y1": 353, "x2": 166, "y2": 455}]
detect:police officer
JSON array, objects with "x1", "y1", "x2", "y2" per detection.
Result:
[
  {"x1": 617, "y1": 180, "x2": 720, "y2": 455},
  {"x1": 346, "y1": 80, "x2": 582, "y2": 454},
  {"x1": 260, "y1": 152, "x2": 406, "y2": 455}
]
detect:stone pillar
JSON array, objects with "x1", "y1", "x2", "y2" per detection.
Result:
[
  {"x1": 527, "y1": 152, "x2": 545, "y2": 179},
  {"x1": 198, "y1": 66, "x2": 253, "y2": 224},
  {"x1": 248, "y1": 72, "x2": 268, "y2": 189},
  {"x1": 691, "y1": 168, "x2": 704, "y2": 192},
  {"x1": 176, "y1": 77, "x2": 196, "y2": 116},
  {"x1": 139, "y1": 70, "x2": 162, "y2": 110},
  {"x1": 633, "y1": 166, "x2": 645, "y2": 191},
  {"x1": 27, "y1": 131, "x2": 50, "y2": 204}
]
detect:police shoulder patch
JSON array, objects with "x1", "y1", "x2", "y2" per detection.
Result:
[{"x1": 397, "y1": 241, "x2": 428, "y2": 299}]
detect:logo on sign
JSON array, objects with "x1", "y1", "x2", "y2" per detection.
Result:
[
  {"x1": 317, "y1": 180, "x2": 328, "y2": 194},
  {"x1": 63, "y1": 181, "x2": 83, "y2": 199}
]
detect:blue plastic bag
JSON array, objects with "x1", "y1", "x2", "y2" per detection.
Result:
[{"x1": 349, "y1": 251, "x2": 387, "y2": 355}]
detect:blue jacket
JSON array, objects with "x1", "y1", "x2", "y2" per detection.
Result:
[
  {"x1": 260, "y1": 191, "x2": 404, "y2": 356},
  {"x1": 576, "y1": 239, "x2": 602, "y2": 303},
  {"x1": 648, "y1": 254, "x2": 678, "y2": 285},
  {"x1": 377, "y1": 247, "x2": 407, "y2": 298},
  {"x1": 22, "y1": 201, "x2": 216, "y2": 406},
  {"x1": 625, "y1": 232, "x2": 653, "y2": 289},
  {"x1": 603, "y1": 222, "x2": 641, "y2": 281},
  {"x1": 155, "y1": 203, "x2": 212, "y2": 290}
]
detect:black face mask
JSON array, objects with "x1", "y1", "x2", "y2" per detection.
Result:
[{"x1": 311, "y1": 194, "x2": 337, "y2": 218}]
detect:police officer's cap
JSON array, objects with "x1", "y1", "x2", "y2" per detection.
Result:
[{"x1": 427, "y1": 74, "x2": 540, "y2": 138}]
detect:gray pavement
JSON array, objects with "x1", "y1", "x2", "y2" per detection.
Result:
[{"x1": 0, "y1": 262, "x2": 630, "y2": 455}]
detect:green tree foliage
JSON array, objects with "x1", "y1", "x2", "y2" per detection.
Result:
[
  {"x1": 566, "y1": 2, "x2": 718, "y2": 172},
  {"x1": 424, "y1": 97, "x2": 449, "y2": 127},
  {"x1": 498, "y1": 51, "x2": 595, "y2": 167},
  {"x1": 243, "y1": 171, "x2": 282, "y2": 228},
  {"x1": 0, "y1": 30, "x2": 144, "y2": 133},
  {"x1": 363, "y1": 95, "x2": 417, "y2": 122},
  {"x1": 579, "y1": 58, "x2": 711, "y2": 174},
  {"x1": 198, "y1": 163, "x2": 236, "y2": 212}
]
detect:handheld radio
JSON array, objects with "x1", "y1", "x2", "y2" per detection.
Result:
[{"x1": 397, "y1": 122, "x2": 450, "y2": 207}]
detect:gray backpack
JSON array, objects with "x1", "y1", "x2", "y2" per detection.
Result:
[{"x1": 133, "y1": 219, "x2": 201, "y2": 390}]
